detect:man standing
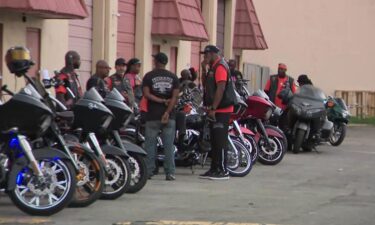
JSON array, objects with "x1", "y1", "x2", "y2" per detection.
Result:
[
  {"x1": 264, "y1": 63, "x2": 297, "y2": 110},
  {"x1": 228, "y1": 59, "x2": 243, "y2": 82},
  {"x1": 86, "y1": 60, "x2": 111, "y2": 97},
  {"x1": 200, "y1": 45, "x2": 236, "y2": 180},
  {"x1": 142, "y1": 52, "x2": 180, "y2": 181},
  {"x1": 106, "y1": 58, "x2": 135, "y2": 107},
  {"x1": 55, "y1": 51, "x2": 83, "y2": 109}
]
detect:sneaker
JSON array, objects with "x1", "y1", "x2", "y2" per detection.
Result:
[
  {"x1": 208, "y1": 171, "x2": 230, "y2": 180},
  {"x1": 166, "y1": 174, "x2": 176, "y2": 181},
  {"x1": 199, "y1": 170, "x2": 214, "y2": 179}
]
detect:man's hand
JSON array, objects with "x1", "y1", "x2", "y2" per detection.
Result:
[
  {"x1": 208, "y1": 109, "x2": 216, "y2": 121},
  {"x1": 161, "y1": 112, "x2": 170, "y2": 124},
  {"x1": 164, "y1": 99, "x2": 170, "y2": 106}
]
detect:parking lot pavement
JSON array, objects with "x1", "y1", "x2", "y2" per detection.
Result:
[{"x1": 1, "y1": 126, "x2": 375, "y2": 225}]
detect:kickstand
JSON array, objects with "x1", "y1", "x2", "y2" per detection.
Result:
[
  {"x1": 313, "y1": 146, "x2": 320, "y2": 153},
  {"x1": 191, "y1": 164, "x2": 195, "y2": 174}
]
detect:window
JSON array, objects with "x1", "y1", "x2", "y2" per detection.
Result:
[
  {"x1": 26, "y1": 28, "x2": 41, "y2": 78},
  {"x1": 170, "y1": 47, "x2": 178, "y2": 74}
]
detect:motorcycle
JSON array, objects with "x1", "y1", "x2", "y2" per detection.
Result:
[
  {"x1": 326, "y1": 97, "x2": 350, "y2": 146},
  {"x1": 71, "y1": 88, "x2": 132, "y2": 200},
  {"x1": 103, "y1": 89, "x2": 148, "y2": 194},
  {"x1": 0, "y1": 84, "x2": 76, "y2": 215},
  {"x1": 239, "y1": 90, "x2": 287, "y2": 165},
  {"x1": 287, "y1": 85, "x2": 333, "y2": 153}
]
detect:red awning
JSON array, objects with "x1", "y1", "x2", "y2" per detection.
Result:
[
  {"x1": 152, "y1": 0, "x2": 209, "y2": 42},
  {"x1": 0, "y1": 0, "x2": 88, "y2": 19},
  {"x1": 233, "y1": 0, "x2": 268, "y2": 50}
]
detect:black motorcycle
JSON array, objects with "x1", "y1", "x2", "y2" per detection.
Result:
[
  {"x1": 288, "y1": 85, "x2": 333, "y2": 153},
  {"x1": 326, "y1": 97, "x2": 350, "y2": 146},
  {"x1": 0, "y1": 84, "x2": 76, "y2": 215},
  {"x1": 103, "y1": 89, "x2": 148, "y2": 194}
]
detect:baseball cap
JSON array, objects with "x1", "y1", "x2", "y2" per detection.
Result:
[
  {"x1": 200, "y1": 45, "x2": 220, "y2": 54},
  {"x1": 152, "y1": 52, "x2": 168, "y2": 65},
  {"x1": 278, "y1": 63, "x2": 287, "y2": 70},
  {"x1": 115, "y1": 58, "x2": 126, "y2": 66},
  {"x1": 127, "y1": 58, "x2": 142, "y2": 67}
]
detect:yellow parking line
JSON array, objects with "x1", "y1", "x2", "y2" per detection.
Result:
[
  {"x1": 0, "y1": 217, "x2": 51, "y2": 224},
  {"x1": 114, "y1": 221, "x2": 283, "y2": 225}
]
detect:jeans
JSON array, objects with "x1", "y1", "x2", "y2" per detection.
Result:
[
  {"x1": 210, "y1": 113, "x2": 231, "y2": 173},
  {"x1": 144, "y1": 119, "x2": 176, "y2": 176}
]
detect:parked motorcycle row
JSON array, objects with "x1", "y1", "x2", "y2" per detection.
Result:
[
  {"x1": 0, "y1": 57, "x2": 350, "y2": 215},
  {"x1": 0, "y1": 68, "x2": 148, "y2": 215}
]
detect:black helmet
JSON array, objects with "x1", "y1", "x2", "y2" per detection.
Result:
[{"x1": 5, "y1": 46, "x2": 34, "y2": 77}]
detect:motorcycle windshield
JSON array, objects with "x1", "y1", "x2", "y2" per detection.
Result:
[
  {"x1": 20, "y1": 84, "x2": 44, "y2": 101},
  {"x1": 82, "y1": 87, "x2": 105, "y2": 102},
  {"x1": 335, "y1": 98, "x2": 349, "y2": 111},
  {"x1": 253, "y1": 89, "x2": 270, "y2": 100},
  {"x1": 105, "y1": 88, "x2": 125, "y2": 102},
  {"x1": 294, "y1": 85, "x2": 326, "y2": 102}
]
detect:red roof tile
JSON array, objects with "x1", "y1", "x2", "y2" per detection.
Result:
[
  {"x1": 0, "y1": 0, "x2": 88, "y2": 19},
  {"x1": 233, "y1": 0, "x2": 268, "y2": 50},
  {"x1": 152, "y1": 0, "x2": 209, "y2": 41}
]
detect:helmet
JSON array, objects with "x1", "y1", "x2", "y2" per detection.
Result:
[{"x1": 5, "y1": 46, "x2": 34, "y2": 76}]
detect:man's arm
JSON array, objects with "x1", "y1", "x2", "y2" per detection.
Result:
[
  {"x1": 143, "y1": 86, "x2": 167, "y2": 104},
  {"x1": 212, "y1": 81, "x2": 226, "y2": 110},
  {"x1": 165, "y1": 89, "x2": 179, "y2": 114}
]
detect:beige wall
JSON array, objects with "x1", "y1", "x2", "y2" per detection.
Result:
[
  {"x1": 0, "y1": 12, "x2": 68, "y2": 92},
  {"x1": 243, "y1": 0, "x2": 375, "y2": 95}
]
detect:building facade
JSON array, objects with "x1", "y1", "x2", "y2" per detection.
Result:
[{"x1": 0, "y1": 0, "x2": 266, "y2": 93}]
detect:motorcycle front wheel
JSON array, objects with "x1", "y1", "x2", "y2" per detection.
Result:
[
  {"x1": 329, "y1": 123, "x2": 347, "y2": 146},
  {"x1": 68, "y1": 147, "x2": 104, "y2": 207},
  {"x1": 125, "y1": 152, "x2": 148, "y2": 194},
  {"x1": 227, "y1": 137, "x2": 253, "y2": 177},
  {"x1": 9, "y1": 158, "x2": 76, "y2": 216},
  {"x1": 257, "y1": 135, "x2": 285, "y2": 165},
  {"x1": 293, "y1": 129, "x2": 306, "y2": 154},
  {"x1": 100, "y1": 155, "x2": 131, "y2": 200}
]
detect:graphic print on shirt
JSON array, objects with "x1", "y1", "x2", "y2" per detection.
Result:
[{"x1": 151, "y1": 76, "x2": 174, "y2": 95}]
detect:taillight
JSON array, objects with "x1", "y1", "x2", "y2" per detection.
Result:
[{"x1": 183, "y1": 104, "x2": 192, "y2": 114}]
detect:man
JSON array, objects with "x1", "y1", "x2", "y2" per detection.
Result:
[
  {"x1": 199, "y1": 45, "x2": 236, "y2": 180},
  {"x1": 86, "y1": 60, "x2": 111, "y2": 97},
  {"x1": 142, "y1": 52, "x2": 180, "y2": 181},
  {"x1": 106, "y1": 58, "x2": 135, "y2": 107},
  {"x1": 228, "y1": 59, "x2": 243, "y2": 82},
  {"x1": 55, "y1": 51, "x2": 83, "y2": 109},
  {"x1": 264, "y1": 63, "x2": 297, "y2": 110},
  {"x1": 297, "y1": 74, "x2": 313, "y2": 86},
  {"x1": 124, "y1": 58, "x2": 143, "y2": 104},
  {"x1": 179, "y1": 69, "x2": 194, "y2": 91}
]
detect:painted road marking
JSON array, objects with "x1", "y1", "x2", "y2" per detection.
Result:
[
  {"x1": 114, "y1": 221, "x2": 283, "y2": 225},
  {"x1": 0, "y1": 217, "x2": 51, "y2": 224}
]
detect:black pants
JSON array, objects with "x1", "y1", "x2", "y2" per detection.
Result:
[{"x1": 210, "y1": 113, "x2": 231, "y2": 172}]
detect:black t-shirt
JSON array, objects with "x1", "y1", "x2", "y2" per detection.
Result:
[{"x1": 142, "y1": 69, "x2": 179, "y2": 121}]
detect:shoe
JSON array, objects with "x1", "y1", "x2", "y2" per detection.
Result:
[
  {"x1": 199, "y1": 170, "x2": 214, "y2": 179},
  {"x1": 166, "y1": 174, "x2": 176, "y2": 181},
  {"x1": 208, "y1": 170, "x2": 230, "y2": 180}
]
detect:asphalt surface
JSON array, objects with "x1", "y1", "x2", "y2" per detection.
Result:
[{"x1": 0, "y1": 126, "x2": 374, "y2": 225}]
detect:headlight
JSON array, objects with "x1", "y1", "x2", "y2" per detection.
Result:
[
  {"x1": 264, "y1": 108, "x2": 273, "y2": 120},
  {"x1": 101, "y1": 116, "x2": 113, "y2": 130}
]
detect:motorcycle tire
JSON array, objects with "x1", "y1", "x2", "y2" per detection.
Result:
[
  {"x1": 68, "y1": 147, "x2": 105, "y2": 208},
  {"x1": 100, "y1": 155, "x2": 131, "y2": 200},
  {"x1": 293, "y1": 129, "x2": 306, "y2": 154},
  {"x1": 329, "y1": 123, "x2": 347, "y2": 146},
  {"x1": 264, "y1": 125, "x2": 288, "y2": 151},
  {"x1": 125, "y1": 153, "x2": 148, "y2": 194},
  {"x1": 244, "y1": 134, "x2": 258, "y2": 165},
  {"x1": 227, "y1": 137, "x2": 253, "y2": 177},
  {"x1": 9, "y1": 159, "x2": 76, "y2": 216},
  {"x1": 257, "y1": 135, "x2": 285, "y2": 165}
]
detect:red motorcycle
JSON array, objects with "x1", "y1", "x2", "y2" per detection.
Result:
[{"x1": 238, "y1": 90, "x2": 287, "y2": 165}]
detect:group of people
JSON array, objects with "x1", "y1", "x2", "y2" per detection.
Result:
[
  {"x1": 54, "y1": 44, "x2": 237, "y2": 182},
  {"x1": 54, "y1": 45, "x2": 314, "y2": 182}
]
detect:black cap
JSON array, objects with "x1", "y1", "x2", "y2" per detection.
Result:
[
  {"x1": 297, "y1": 74, "x2": 309, "y2": 83},
  {"x1": 115, "y1": 58, "x2": 126, "y2": 66},
  {"x1": 200, "y1": 45, "x2": 220, "y2": 54},
  {"x1": 127, "y1": 58, "x2": 142, "y2": 67},
  {"x1": 152, "y1": 52, "x2": 168, "y2": 65}
]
